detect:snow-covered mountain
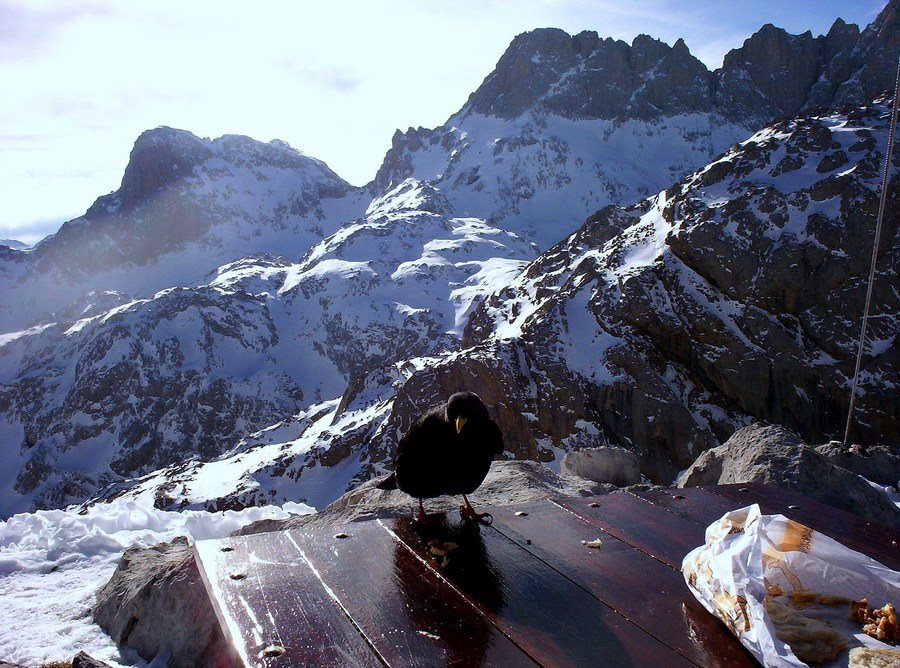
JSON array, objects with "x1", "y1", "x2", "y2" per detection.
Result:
[
  {"x1": 0, "y1": 177, "x2": 536, "y2": 516},
  {"x1": 0, "y1": 2, "x2": 897, "y2": 516},
  {"x1": 86, "y1": 95, "x2": 899, "y2": 513},
  {"x1": 0, "y1": 128, "x2": 369, "y2": 333},
  {"x1": 373, "y1": 32, "x2": 748, "y2": 249}
]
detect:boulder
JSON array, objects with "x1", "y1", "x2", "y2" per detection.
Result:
[
  {"x1": 678, "y1": 423, "x2": 900, "y2": 529},
  {"x1": 560, "y1": 447, "x2": 641, "y2": 486},
  {"x1": 72, "y1": 652, "x2": 114, "y2": 668},
  {"x1": 813, "y1": 441, "x2": 900, "y2": 488},
  {"x1": 93, "y1": 536, "x2": 238, "y2": 668}
]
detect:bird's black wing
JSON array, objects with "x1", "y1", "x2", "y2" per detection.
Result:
[
  {"x1": 486, "y1": 418, "x2": 504, "y2": 455},
  {"x1": 375, "y1": 472, "x2": 398, "y2": 490},
  {"x1": 394, "y1": 410, "x2": 456, "y2": 498}
]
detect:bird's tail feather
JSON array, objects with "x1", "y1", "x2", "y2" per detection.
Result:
[{"x1": 376, "y1": 472, "x2": 398, "y2": 490}]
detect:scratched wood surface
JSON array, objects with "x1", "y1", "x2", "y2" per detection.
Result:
[
  {"x1": 194, "y1": 484, "x2": 899, "y2": 667},
  {"x1": 708, "y1": 483, "x2": 900, "y2": 570},
  {"x1": 485, "y1": 502, "x2": 757, "y2": 668},
  {"x1": 194, "y1": 532, "x2": 384, "y2": 667},
  {"x1": 388, "y1": 514, "x2": 695, "y2": 668}
]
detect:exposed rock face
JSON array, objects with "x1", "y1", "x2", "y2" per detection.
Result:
[
  {"x1": 813, "y1": 442, "x2": 900, "y2": 488},
  {"x1": 463, "y1": 98, "x2": 898, "y2": 473},
  {"x1": 677, "y1": 423, "x2": 900, "y2": 529},
  {"x1": 829, "y1": 1, "x2": 900, "y2": 106},
  {"x1": 560, "y1": 447, "x2": 641, "y2": 486},
  {"x1": 463, "y1": 3, "x2": 895, "y2": 127},
  {"x1": 114, "y1": 127, "x2": 215, "y2": 213},
  {"x1": 464, "y1": 30, "x2": 714, "y2": 121},
  {"x1": 717, "y1": 25, "x2": 833, "y2": 123},
  {"x1": 93, "y1": 536, "x2": 237, "y2": 668}
]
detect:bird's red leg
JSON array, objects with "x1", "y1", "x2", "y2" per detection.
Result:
[
  {"x1": 416, "y1": 498, "x2": 428, "y2": 523},
  {"x1": 460, "y1": 494, "x2": 492, "y2": 524}
]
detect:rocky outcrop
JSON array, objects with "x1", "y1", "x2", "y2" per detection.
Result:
[
  {"x1": 72, "y1": 652, "x2": 114, "y2": 668},
  {"x1": 463, "y1": 97, "x2": 898, "y2": 471},
  {"x1": 458, "y1": 3, "x2": 896, "y2": 127},
  {"x1": 716, "y1": 25, "x2": 831, "y2": 123},
  {"x1": 677, "y1": 423, "x2": 900, "y2": 529},
  {"x1": 829, "y1": 0, "x2": 900, "y2": 106},
  {"x1": 463, "y1": 30, "x2": 714, "y2": 121},
  {"x1": 93, "y1": 536, "x2": 238, "y2": 668},
  {"x1": 813, "y1": 441, "x2": 900, "y2": 488},
  {"x1": 560, "y1": 447, "x2": 641, "y2": 486}
]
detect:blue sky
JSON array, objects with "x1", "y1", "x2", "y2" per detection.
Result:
[{"x1": 0, "y1": 0, "x2": 887, "y2": 244}]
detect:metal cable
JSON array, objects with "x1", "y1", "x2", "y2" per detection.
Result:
[{"x1": 841, "y1": 54, "x2": 900, "y2": 451}]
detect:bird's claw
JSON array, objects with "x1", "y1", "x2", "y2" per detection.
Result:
[{"x1": 460, "y1": 506, "x2": 493, "y2": 524}]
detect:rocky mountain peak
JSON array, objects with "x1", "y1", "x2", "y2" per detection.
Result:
[
  {"x1": 114, "y1": 126, "x2": 213, "y2": 215},
  {"x1": 830, "y1": 0, "x2": 899, "y2": 104},
  {"x1": 717, "y1": 23, "x2": 824, "y2": 120},
  {"x1": 462, "y1": 27, "x2": 712, "y2": 121},
  {"x1": 365, "y1": 178, "x2": 452, "y2": 218}
]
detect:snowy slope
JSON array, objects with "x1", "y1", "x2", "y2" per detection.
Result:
[
  {"x1": 462, "y1": 97, "x2": 898, "y2": 479},
  {"x1": 375, "y1": 109, "x2": 748, "y2": 250},
  {"x1": 1, "y1": 7, "x2": 898, "y2": 519},
  {"x1": 0, "y1": 179, "x2": 534, "y2": 515},
  {"x1": 0, "y1": 128, "x2": 369, "y2": 333},
  {"x1": 0, "y1": 498, "x2": 312, "y2": 667}
]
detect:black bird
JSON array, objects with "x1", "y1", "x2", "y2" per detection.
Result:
[{"x1": 377, "y1": 391, "x2": 504, "y2": 522}]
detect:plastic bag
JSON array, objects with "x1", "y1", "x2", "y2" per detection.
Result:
[{"x1": 682, "y1": 504, "x2": 899, "y2": 667}]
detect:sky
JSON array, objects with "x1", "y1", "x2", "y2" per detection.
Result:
[{"x1": 0, "y1": 0, "x2": 887, "y2": 245}]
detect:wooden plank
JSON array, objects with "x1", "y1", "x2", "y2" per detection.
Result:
[
  {"x1": 635, "y1": 487, "x2": 743, "y2": 527},
  {"x1": 487, "y1": 502, "x2": 758, "y2": 668},
  {"x1": 292, "y1": 520, "x2": 537, "y2": 667},
  {"x1": 554, "y1": 493, "x2": 707, "y2": 570},
  {"x1": 387, "y1": 513, "x2": 696, "y2": 668},
  {"x1": 194, "y1": 534, "x2": 383, "y2": 668},
  {"x1": 707, "y1": 483, "x2": 900, "y2": 570}
]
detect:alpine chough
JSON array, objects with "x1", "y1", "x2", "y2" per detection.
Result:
[{"x1": 377, "y1": 391, "x2": 504, "y2": 522}]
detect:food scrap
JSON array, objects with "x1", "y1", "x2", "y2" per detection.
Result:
[
  {"x1": 848, "y1": 646, "x2": 900, "y2": 666},
  {"x1": 764, "y1": 597, "x2": 848, "y2": 664},
  {"x1": 428, "y1": 540, "x2": 459, "y2": 566},
  {"x1": 427, "y1": 540, "x2": 458, "y2": 557},
  {"x1": 850, "y1": 600, "x2": 898, "y2": 644},
  {"x1": 788, "y1": 590, "x2": 851, "y2": 609},
  {"x1": 581, "y1": 539, "x2": 603, "y2": 549}
]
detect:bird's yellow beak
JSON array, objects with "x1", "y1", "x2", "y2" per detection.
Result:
[{"x1": 455, "y1": 416, "x2": 467, "y2": 433}]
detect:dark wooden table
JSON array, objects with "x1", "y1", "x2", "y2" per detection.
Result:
[{"x1": 194, "y1": 484, "x2": 900, "y2": 667}]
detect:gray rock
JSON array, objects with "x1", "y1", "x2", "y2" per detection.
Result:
[
  {"x1": 813, "y1": 441, "x2": 900, "y2": 488},
  {"x1": 678, "y1": 423, "x2": 900, "y2": 529},
  {"x1": 560, "y1": 447, "x2": 641, "y2": 486},
  {"x1": 236, "y1": 460, "x2": 608, "y2": 535},
  {"x1": 93, "y1": 536, "x2": 238, "y2": 668},
  {"x1": 72, "y1": 651, "x2": 114, "y2": 668}
]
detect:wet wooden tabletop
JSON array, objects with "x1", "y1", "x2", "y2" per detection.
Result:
[{"x1": 194, "y1": 485, "x2": 899, "y2": 667}]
